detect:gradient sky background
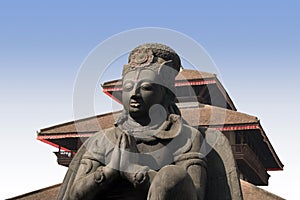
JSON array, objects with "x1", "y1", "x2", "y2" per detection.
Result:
[{"x1": 1, "y1": 1, "x2": 299, "y2": 199}]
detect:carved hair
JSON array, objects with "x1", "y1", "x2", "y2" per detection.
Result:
[{"x1": 123, "y1": 43, "x2": 181, "y2": 76}]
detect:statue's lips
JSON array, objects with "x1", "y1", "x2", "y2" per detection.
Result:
[
  {"x1": 130, "y1": 99, "x2": 142, "y2": 108},
  {"x1": 130, "y1": 103, "x2": 140, "y2": 108}
]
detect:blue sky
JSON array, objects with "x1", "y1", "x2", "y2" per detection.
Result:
[{"x1": 1, "y1": 1, "x2": 299, "y2": 199}]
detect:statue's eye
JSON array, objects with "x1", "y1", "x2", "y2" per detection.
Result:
[
  {"x1": 141, "y1": 83, "x2": 154, "y2": 91},
  {"x1": 123, "y1": 82, "x2": 133, "y2": 92}
]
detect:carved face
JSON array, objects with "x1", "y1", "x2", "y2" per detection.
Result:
[{"x1": 122, "y1": 69, "x2": 166, "y2": 123}]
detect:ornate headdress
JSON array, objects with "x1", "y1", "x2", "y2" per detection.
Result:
[{"x1": 123, "y1": 43, "x2": 181, "y2": 90}]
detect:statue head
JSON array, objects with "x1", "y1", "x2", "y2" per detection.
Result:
[{"x1": 121, "y1": 43, "x2": 181, "y2": 125}]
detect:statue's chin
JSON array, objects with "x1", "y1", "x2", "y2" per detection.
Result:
[{"x1": 128, "y1": 110, "x2": 149, "y2": 121}]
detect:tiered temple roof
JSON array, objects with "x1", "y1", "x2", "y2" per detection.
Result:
[{"x1": 37, "y1": 69, "x2": 283, "y2": 186}]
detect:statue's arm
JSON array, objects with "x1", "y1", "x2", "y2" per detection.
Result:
[
  {"x1": 175, "y1": 130, "x2": 207, "y2": 200},
  {"x1": 68, "y1": 157, "x2": 118, "y2": 200},
  {"x1": 186, "y1": 159, "x2": 207, "y2": 200}
]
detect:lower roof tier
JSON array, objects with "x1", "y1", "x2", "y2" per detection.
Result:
[{"x1": 38, "y1": 103, "x2": 283, "y2": 171}]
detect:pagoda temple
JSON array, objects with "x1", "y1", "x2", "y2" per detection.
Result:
[{"x1": 33, "y1": 69, "x2": 284, "y2": 199}]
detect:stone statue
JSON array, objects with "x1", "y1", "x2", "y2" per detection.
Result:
[{"x1": 57, "y1": 43, "x2": 243, "y2": 200}]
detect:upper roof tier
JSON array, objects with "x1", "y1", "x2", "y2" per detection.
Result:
[{"x1": 102, "y1": 69, "x2": 237, "y2": 111}]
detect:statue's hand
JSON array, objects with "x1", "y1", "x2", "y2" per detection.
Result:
[
  {"x1": 119, "y1": 132, "x2": 149, "y2": 187},
  {"x1": 106, "y1": 132, "x2": 138, "y2": 177},
  {"x1": 103, "y1": 133, "x2": 126, "y2": 180},
  {"x1": 119, "y1": 132, "x2": 139, "y2": 172}
]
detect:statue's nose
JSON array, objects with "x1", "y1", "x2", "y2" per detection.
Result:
[{"x1": 130, "y1": 84, "x2": 141, "y2": 97}]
